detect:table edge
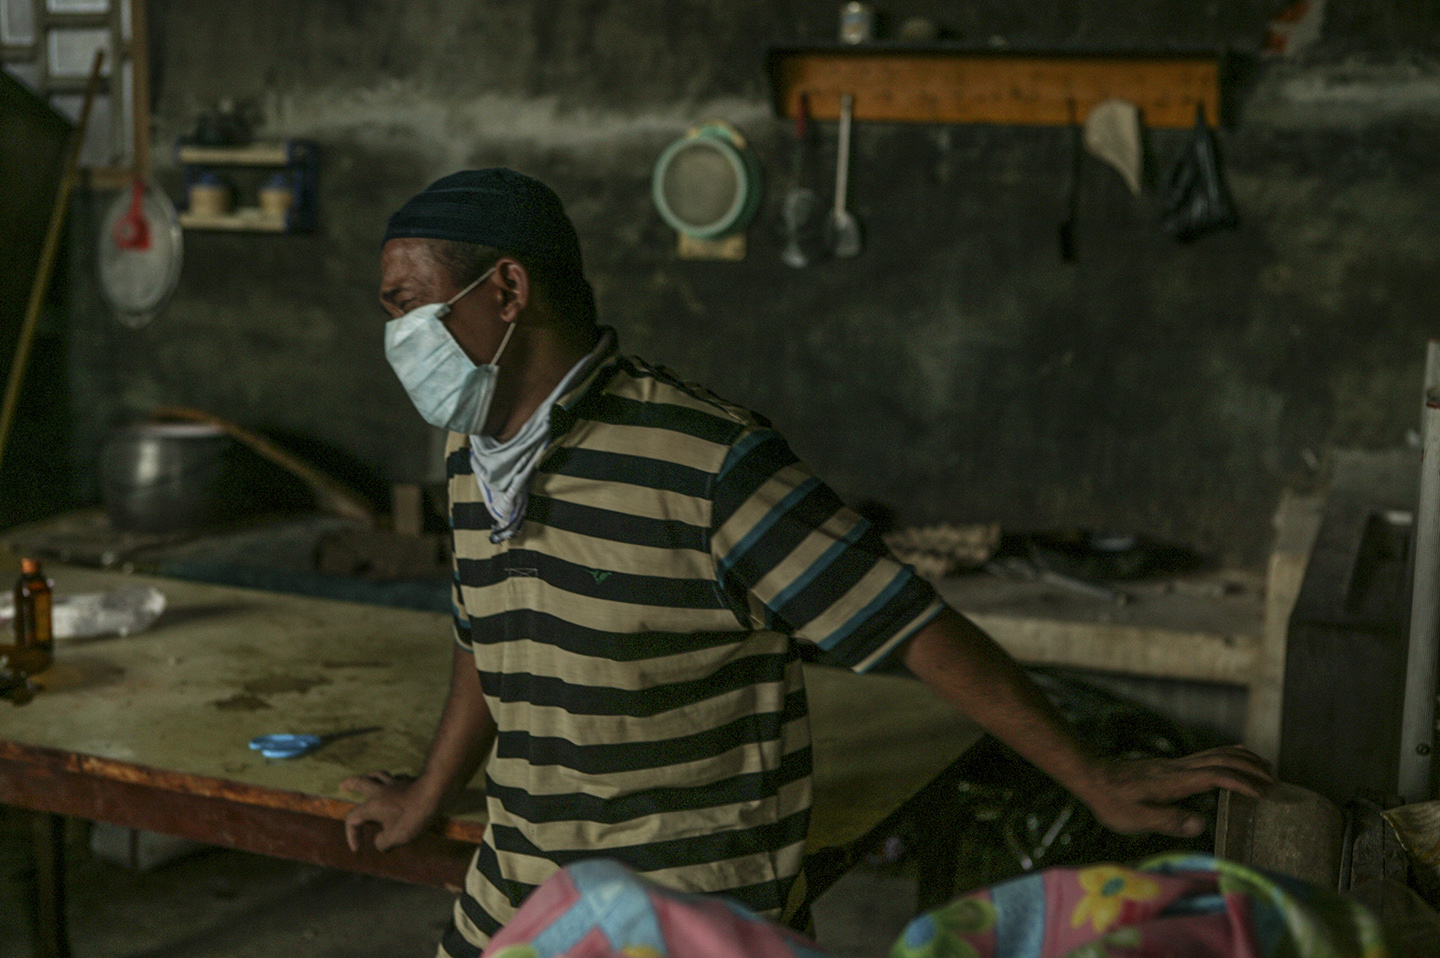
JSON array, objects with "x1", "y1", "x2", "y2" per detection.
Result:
[{"x1": 0, "y1": 739, "x2": 488, "y2": 843}]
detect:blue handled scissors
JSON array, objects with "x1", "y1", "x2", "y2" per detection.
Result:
[{"x1": 248, "y1": 726, "x2": 381, "y2": 759}]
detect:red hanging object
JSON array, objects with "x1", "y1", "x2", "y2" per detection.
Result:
[{"x1": 112, "y1": 177, "x2": 152, "y2": 251}]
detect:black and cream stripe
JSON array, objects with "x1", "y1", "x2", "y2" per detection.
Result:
[{"x1": 440, "y1": 340, "x2": 941, "y2": 957}]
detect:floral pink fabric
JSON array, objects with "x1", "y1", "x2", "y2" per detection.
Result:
[
  {"x1": 889, "y1": 853, "x2": 1391, "y2": 958},
  {"x1": 480, "y1": 854, "x2": 1393, "y2": 958}
]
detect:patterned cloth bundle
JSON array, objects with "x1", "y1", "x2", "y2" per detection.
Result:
[{"x1": 481, "y1": 854, "x2": 1394, "y2": 958}]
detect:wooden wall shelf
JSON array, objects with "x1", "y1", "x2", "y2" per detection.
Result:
[
  {"x1": 177, "y1": 209, "x2": 290, "y2": 232},
  {"x1": 177, "y1": 143, "x2": 296, "y2": 166},
  {"x1": 175, "y1": 140, "x2": 318, "y2": 233},
  {"x1": 767, "y1": 45, "x2": 1227, "y2": 128}
]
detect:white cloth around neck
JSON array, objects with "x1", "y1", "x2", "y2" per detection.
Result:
[{"x1": 470, "y1": 329, "x2": 616, "y2": 539}]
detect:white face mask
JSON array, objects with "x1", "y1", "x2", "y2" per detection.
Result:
[{"x1": 383, "y1": 265, "x2": 518, "y2": 435}]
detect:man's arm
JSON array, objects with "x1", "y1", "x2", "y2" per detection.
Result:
[
  {"x1": 342, "y1": 644, "x2": 497, "y2": 852},
  {"x1": 900, "y1": 605, "x2": 1273, "y2": 837}
]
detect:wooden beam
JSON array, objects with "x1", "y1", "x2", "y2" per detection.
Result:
[
  {"x1": 0, "y1": 749, "x2": 476, "y2": 890},
  {"x1": 768, "y1": 47, "x2": 1222, "y2": 128},
  {"x1": 1248, "y1": 490, "x2": 1323, "y2": 763},
  {"x1": 128, "y1": 0, "x2": 151, "y2": 178}
]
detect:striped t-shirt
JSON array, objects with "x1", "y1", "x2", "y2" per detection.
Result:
[{"x1": 441, "y1": 336, "x2": 942, "y2": 957}]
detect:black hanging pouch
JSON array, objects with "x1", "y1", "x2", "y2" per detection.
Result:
[{"x1": 1161, "y1": 103, "x2": 1238, "y2": 242}]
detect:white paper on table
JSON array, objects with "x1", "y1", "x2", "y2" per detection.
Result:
[{"x1": 0, "y1": 586, "x2": 166, "y2": 640}]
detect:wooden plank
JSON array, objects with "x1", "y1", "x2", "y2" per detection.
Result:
[
  {"x1": 1278, "y1": 496, "x2": 1412, "y2": 804},
  {"x1": 178, "y1": 209, "x2": 289, "y2": 231},
  {"x1": 127, "y1": 0, "x2": 151, "y2": 178},
  {"x1": 0, "y1": 739, "x2": 486, "y2": 843},
  {"x1": 1213, "y1": 789, "x2": 1252, "y2": 864},
  {"x1": 1247, "y1": 491, "x2": 1323, "y2": 762},
  {"x1": 177, "y1": 143, "x2": 293, "y2": 165},
  {"x1": 0, "y1": 754, "x2": 474, "y2": 889},
  {"x1": 769, "y1": 48, "x2": 1220, "y2": 128},
  {"x1": 933, "y1": 575, "x2": 1262, "y2": 685},
  {"x1": 1213, "y1": 784, "x2": 1343, "y2": 886}
]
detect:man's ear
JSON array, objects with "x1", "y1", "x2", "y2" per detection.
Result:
[{"x1": 495, "y1": 258, "x2": 530, "y2": 323}]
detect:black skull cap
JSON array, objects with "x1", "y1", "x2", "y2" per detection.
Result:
[{"x1": 384, "y1": 168, "x2": 583, "y2": 275}]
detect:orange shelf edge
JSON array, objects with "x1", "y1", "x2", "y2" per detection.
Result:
[{"x1": 767, "y1": 47, "x2": 1226, "y2": 129}]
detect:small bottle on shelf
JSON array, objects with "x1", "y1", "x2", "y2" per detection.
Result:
[{"x1": 9, "y1": 558, "x2": 54, "y2": 676}]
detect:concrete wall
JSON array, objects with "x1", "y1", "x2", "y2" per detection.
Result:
[{"x1": 59, "y1": 0, "x2": 1440, "y2": 565}]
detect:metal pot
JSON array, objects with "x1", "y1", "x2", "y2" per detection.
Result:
[{"x1": 101, "y1": 422, "x2": 238, "y2": 533}]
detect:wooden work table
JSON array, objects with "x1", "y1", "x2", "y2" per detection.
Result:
[{"x1": 0, "y1": 566, "x2": 983, "y2": 954}]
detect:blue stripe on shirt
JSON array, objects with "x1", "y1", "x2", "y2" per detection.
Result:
[
  {"x1": 717, "y1": 428, "x2": 779, "y2": 481},
  {"x1": 816, "y1": 566, "x2": 914, "y2": 652},
  {"x1": 715, "y1": 476, "x2": 823, "y2": 574},
  {"x1": 766, "y1": 519, "x2": 871, "y2": 613}
]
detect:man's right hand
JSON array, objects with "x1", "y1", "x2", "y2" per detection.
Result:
[
  {"x1": 341, "y1": 646, "x2": 497, "y2": 854},
  {"x1": 341, "y1": 771, "x2": 439, "y2": 852}
]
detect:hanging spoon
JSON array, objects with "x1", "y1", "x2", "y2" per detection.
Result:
[{"x1": 825, "y1": 93, "x2": 862, "y2": 258}]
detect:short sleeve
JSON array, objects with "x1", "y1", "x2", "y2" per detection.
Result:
[{"x1": 709, "y1": 428, "x2": 943, "y2": 672}]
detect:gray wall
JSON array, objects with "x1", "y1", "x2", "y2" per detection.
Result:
[{"x1": 60, "y1": 0, "x2": 1440, "y2": 566}]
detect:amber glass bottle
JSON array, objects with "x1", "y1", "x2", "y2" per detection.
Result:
[{"x1": 9, "y1": 558, "x2": 53, "y2": 675}]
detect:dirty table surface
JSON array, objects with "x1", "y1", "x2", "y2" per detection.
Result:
[{"x1": 0, "y1": 565, "x2": 982, "y2": 885}]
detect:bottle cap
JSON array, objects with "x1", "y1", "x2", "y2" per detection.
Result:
[{"x1": 19, "y1": 558, "x2": 39, "y2": 575}]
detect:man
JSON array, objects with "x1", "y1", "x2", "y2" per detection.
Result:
[{"x1": 345, "y1": 168, "x2": 1272, "y2": 958}]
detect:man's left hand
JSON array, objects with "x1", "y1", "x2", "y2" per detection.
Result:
[{"x1": 1073, "y1": 744, "x2": 1275, "y2": 838}]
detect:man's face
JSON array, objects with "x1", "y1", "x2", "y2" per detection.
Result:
[
  {"x1": 379, "y1": 238, "x2": 502, "y2": 368},
  {"x1": 379, "y1": 238, "x2": 459, "y2": 319}
]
